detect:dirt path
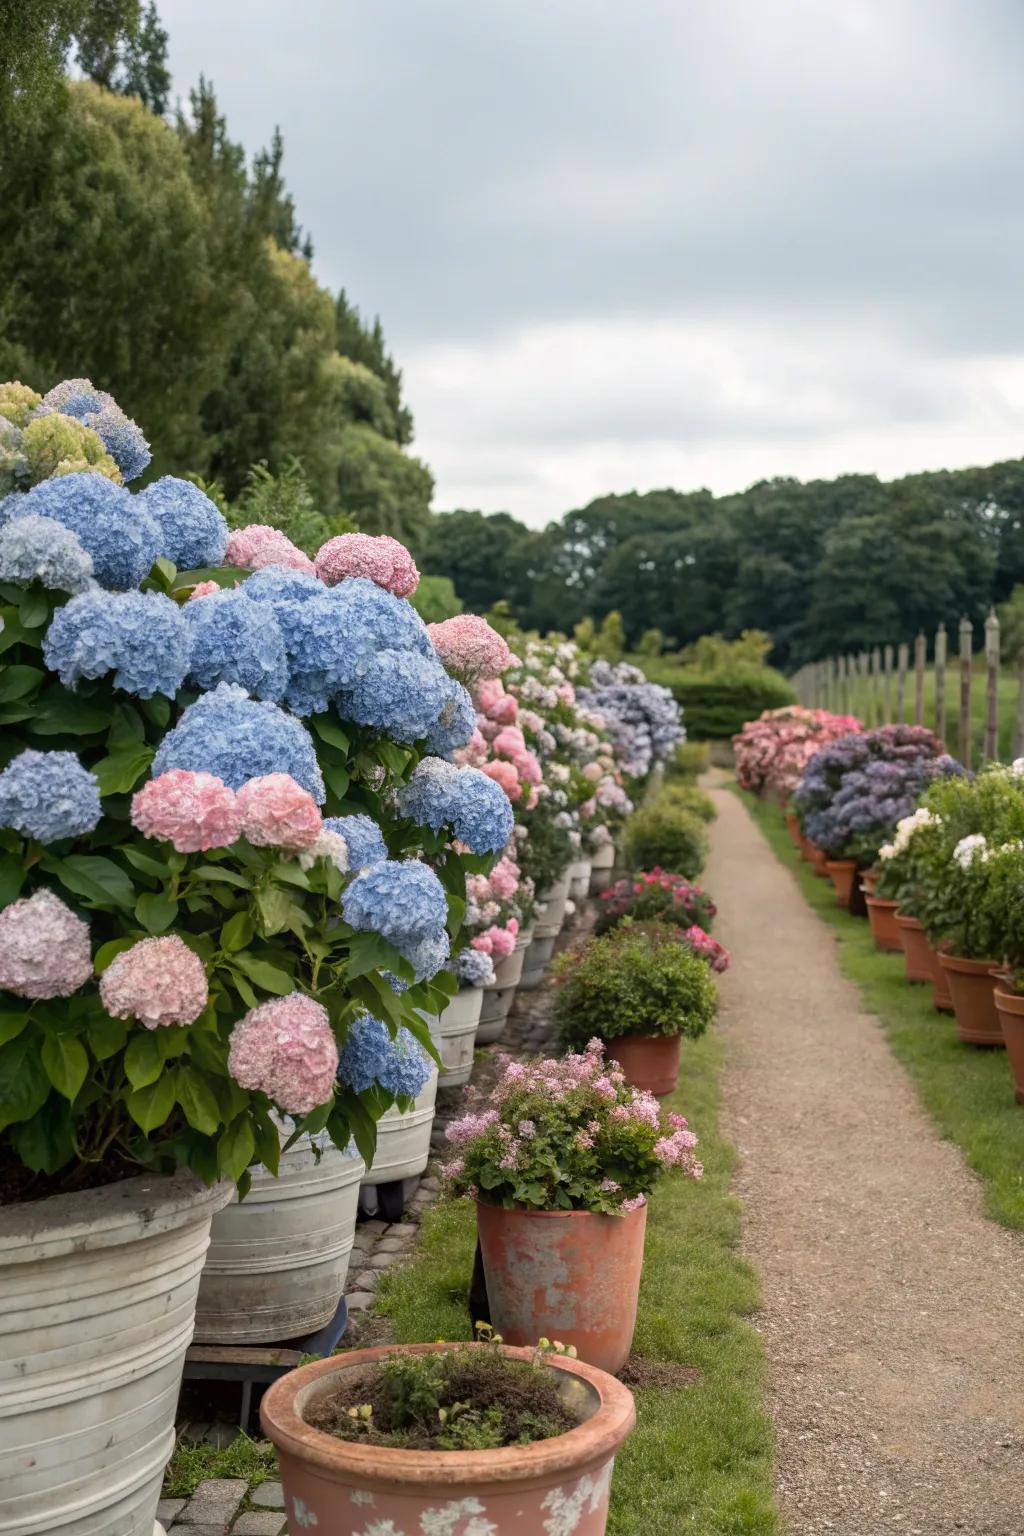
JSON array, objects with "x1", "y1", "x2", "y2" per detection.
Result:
[{"x1": 704, "y1": 782, "x2": 1024, "y2": 1536}]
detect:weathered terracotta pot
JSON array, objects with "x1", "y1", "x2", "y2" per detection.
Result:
[
  {"x1": 894, "y1": 913, "x2": 932, "y2": 985},
  {"x1": 865, "y1": 895, "x2": 901, "y2": 953},
  {"x1": 925, "y1": 936, "x2": 955, "y2": 1012},
  {"x1": 476, "y1": 1201, "x2": 647, "y2": 1374},
  {"x1": 825, "y1": 859, "x2": 858, "y2": 905},
  {"x1": 784, "y1": 810, "x2": 802, "y2": 850},
  {"x1": 260, "y1": 1342, "x2": 635, "y2": 1535},
  {"x1": 808, "y1": 843, "x2": 831, "y2": 879},
  {"x1": 861, "y1": 868, "x2": 879, "y2": 895},
  {"x1": 938, "y1": 953, "x2": 1004, "y2": 1046},
  {"x1": 992, "y1": 987, "x2": 1024, "y2": 1104},
  {"x1": 606, "y1": 1032, "x2": 681, "y2": 1097}
]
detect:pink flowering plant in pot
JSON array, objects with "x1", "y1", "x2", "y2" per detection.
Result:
[
  {"x1": 443, "y1": 1039, "x2": 702, "y2": 1373},
  {"x1": 594, "y1": 868, "x2": 717, "y2": 935}
]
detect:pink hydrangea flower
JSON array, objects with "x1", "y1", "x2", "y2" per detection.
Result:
[
  {"x1": 582, "y1": 761, "x2": 603, "y2": 783},
  {"x1": 492, "y1": 726, "x2": 527, "y2": 759},
  {"x1": 511, "y1": 749, "x2": 543, "y2": 786},
  {"x1": 224, "y1": 524, "x2": 316, "y2": 575},
  {"x1": 228, "y1": 993, "x2": 339, "y2": 1114},
  {"x1": 188, "y1": 580, "x2": 222, "y2": 600},
  {"x1": 471, "y1": 923, "x2": 516, "y2": 958},
  {"x1": 131, "y1": 769, "x2": 241, "y2": 853},
  {"x1": 236, "y1": 773, "x2": 322, "y2": 850},
  {"x1": 314, "y1": 532, "x2": 419, "y2": 596},
  {"x1": 0, "y1": 889, "x2": 92, "y2": 999},
  {"x1": 488, "y1": 855, "x2": 520, "y2": 901},
  {"x1": 480, "y1": 759, "x2": 521, "y2": 801},
  {"x1": 100, "y1": 935, "x2": 208, "y2": 1027},
  {"x1": 427, "y1": 615, "x2": 512, "y2": 683}
]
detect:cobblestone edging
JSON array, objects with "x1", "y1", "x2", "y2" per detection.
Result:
[{"x1": 163, "y1": 906, "x2": 592, "y2": 1533}]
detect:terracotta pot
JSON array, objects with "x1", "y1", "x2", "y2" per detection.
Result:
[
  {"x1": 894, "y1": 913, "x2": 932, "y2": 985},
  {"x1": 992, "y1": 987, "x2": 1024, "y2": 1104},
  {"x1": 476, "y1": 1201, "x2": 647, "y2": 1374},
  {"x1": 809, "y1": 843, "x2": 831, "y2": 879},
  {"x1": 607, "y1": 1032, "x2": 681, "y2": 1097},
  {"x1": 825, "y1": 859, "x2": 858, "y2": 905},
  {"x1": 260, "y1": 1342, "x2": 635, "y2": 1535},
  {"x1": 784, "y1": 811, "x2": 802, "y2": 850},
  {"x1": 865, "y1": 895, "x2": 901, "y2": 953},
  {"x1": 937, "y1": 953, "x2": 1004, "y2": 1046},
  {"x1": 861, "y1": 868, "x2": 879, "y2": 895}
]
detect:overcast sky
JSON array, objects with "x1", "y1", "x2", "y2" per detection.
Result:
[{"x1": 161, "y1": 0, "x2": 1024, "y2": 525}]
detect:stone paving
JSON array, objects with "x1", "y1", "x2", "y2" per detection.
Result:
[{"x1": 163, "y1": 908, "x2": 587, "y2": 1534}]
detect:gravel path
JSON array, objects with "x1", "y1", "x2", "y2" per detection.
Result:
[{"x1": 705, "y1": 783, "x2": 1024, "y2": 1536}]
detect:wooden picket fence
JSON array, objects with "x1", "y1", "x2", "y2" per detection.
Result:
[{"x1": 790, "y1": 612, "x2": 1024, "y2": 769}]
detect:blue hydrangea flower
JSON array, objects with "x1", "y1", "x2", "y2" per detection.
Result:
[
  {"x1": 425, "y1": 676, "x2": 476, "y2": 758},
  {"x1": 43, "y1": 589, "x2": 191, "y2": 697},
  {"x1": 152, "y1": 682, "x2": 325, "y2": 801},
  {"x1": 397, "y1": 758, "x2": 460, "y2": 831},
  {"x1": 404, "y1": 928, "x2": 451, "y2": 982},
  {"x1": 184, "y1": 588, "x2": 288, "y2": 701},
  {"x1": 342, "y1": 859, "x2": 448, "y2": 960},
  {"x1": 449, "y1": 947, "x2": 496, "y2": 988},
  {"x1": 449, "y1": 767, "x2": 515, "y2": 853},
  {"x1": 9, "y1": 473, "x2": 160, "y2": 589},
  {"x1": 35, "y1": 380, "x2": 151, "y2": 481},
  {"x1": 341, "y1": 650, "x2": 455, "y2": 742},
  {"x1": 0, "y1": 749, "x2": 101, "y2": 842},
  {"x1": 328, "y1": 577, "x2": 433, "y2": 659},
  {"x1": 242, "y1": 572, "x2": 360, "y2": 715},
  {"x1": 323, "y1": 813, "x2": 388, "y2": 868},
  {"x1": 337, "y1": 1012, "x2": 433, "y2": 1098},
  {"x1": 0, "y1": 513, "x2": 94, "y2": 593},
  {"x1": 137, "y1": 476, "x2": 228, "y2": 568}
]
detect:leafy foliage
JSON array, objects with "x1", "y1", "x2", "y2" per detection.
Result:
[
  {"x1": 555, "y1": 928, "x2": 718, "y2": 1048},
  {"x1": 623, "y1": 802, "x2": 709, "y2": 881}
]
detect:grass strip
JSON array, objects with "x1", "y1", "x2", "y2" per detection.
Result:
[
  {"x1": 741, "y1": 791, "x2": 1024, "y2": 1229},
  {"x1": 377, "y1": 1033, "x2": 780, "y2": 1535}
]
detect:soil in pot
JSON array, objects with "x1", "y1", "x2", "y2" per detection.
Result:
[
  {"x1": 607, "y1": 1033, "x2": 680, "y2": 1097},
  {"x1": 993, "y1": 988, "x2": 1024, "y2": 1104},
  {"x1": 894, "y1": 913, "x2": 932, "y2": 985},
  {"x1": 938, "y1": 953, "x2": 1004, "y2": 1046},
  {"x1": 476, "y1": 1199, "x2": 647, "y2": 1375},
  {"x1": 826, "y1": 859, "x2": 857, "y2": 905},
  {"x1": 865, "y1": 895, "x2": 902, "y2": 952},
  {"x1": 306, "y1": 1343, "x2": 581, "y2": 1450},
  {"x1": 260, "y1": 1342, "x2": 635, "y2": 1536}
]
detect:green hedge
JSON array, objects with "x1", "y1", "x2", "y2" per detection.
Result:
[{"x1": 639, "y1": 660, "x2": 795, "y2": 739}]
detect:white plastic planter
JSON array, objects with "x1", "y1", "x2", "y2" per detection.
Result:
[
  {"x1": 533, "y1": 871, "x2": 572, "y2": 940},
  {"x1": 361, "y1": 1067, "x2": 439, "y2": 1188},
  {"x1": 589, "y1": 841, "x2": 616, "y2": 895},
  {"x1": 428, "y1": 987, "x2": 483, "y2": 1088},
  {"x1": 568, "y1": 856, "x2": 593, "y2": 902},
  {"x1": 476, "y1": 935, "x2": 530, "y2": 1045},
  {"x1": 0, "y1": 1172, "x2": 232, "y2": 1536},
  {"x1": 518, "y1": 933, "x2": 558, "y2": 991},
  {"x1": 194, "y1": 1139, "x2": 364, "y2": 1344}
]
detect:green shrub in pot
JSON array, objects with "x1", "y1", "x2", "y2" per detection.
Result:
[
  {"x1": 554, "y1": 925, "x2": 717, "y2": 1053},
  {"x1": 623, "y1": 802, "x2": 708, "y2": 880}
]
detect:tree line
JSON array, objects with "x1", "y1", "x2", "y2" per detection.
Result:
[{"x1": 420, "y1": 464, "x2": 1024, "y2": 668}]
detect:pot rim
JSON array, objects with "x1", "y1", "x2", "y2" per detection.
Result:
[
  {"x1": 260, "y1": 1342, "x2": 636, "y2": 1487},
  {"x1": 475, "y1": 1195, "x2": 647, "y2": 1221},
  {"x1": 864, "y1": 894, "x2": 899, "y2": 910},
  {"x1": 825, "y1": 857, "x2": 857, "y2": 870},
  {"x1": 0, "y1": 1168, "x2": 232, "y2": 1255},
  {"x1": 937, "y1": 951, "x2": 1000, "y2": 975},
  {"x1": 992, "y1": 979, "x2": 1024, "y2": 1008},
  {"x1": 894, "y1": 912, "x2": 924, "y2": 929}
]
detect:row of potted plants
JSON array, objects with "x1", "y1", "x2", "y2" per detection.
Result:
[
  {"x1": 738, "y1": 701, "x2": 1024, "y2": 1106},
  {"x1": 0, "y1": 377, "x2": 689, "y2": 1536},
  {"x1": 260, "y1": 821, "x2": 730, "y2": 1531}
]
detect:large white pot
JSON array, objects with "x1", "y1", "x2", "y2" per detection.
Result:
[
  {"x1": 427, "y1": 988, "x2": 483, "y2": 1088},
  {"x1": 477, "y1": 934, "x2": 530, "y2": 1045},
  {"x1": 568, "y1": 856, "x2": 593, "y2": 902},
  {"x1": 0, "y1": 1172, "x2": 232, "y2": 1536},
  {"x1": 361, "y1": 1068, "x2": 439, "y2": 1188},
  {"x1": 518, "y1": 933, "x2": 558, "y2": 991},
  {"x1": 589, "y1": 841, "x2": 616, "y2": 895},
  {"x1": 533, "y1": 872, "x2": 572, "y2": 940},
  {"x1": 194, "y1": 1139, "x2": 364, "y2": 1344}
]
